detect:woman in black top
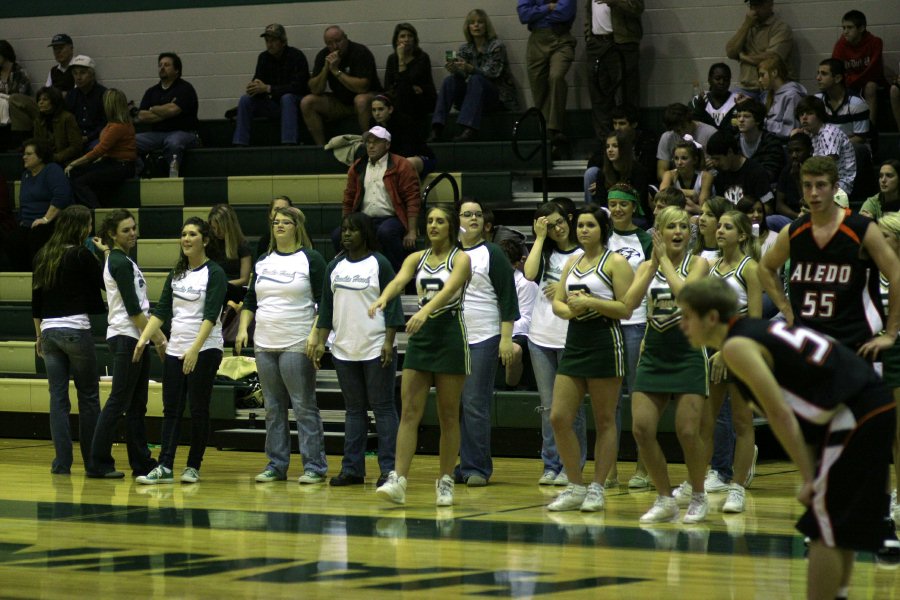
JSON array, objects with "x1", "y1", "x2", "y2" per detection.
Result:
[
  {"x1": 31, "y1": 204, "x2": 105, "y2": 474},
  {"x1": 369, "y1": 94, "x2": 435, "y2": 176},
  {"x1": 383, "y1": 23, "x2": 436, "y2": 119}
]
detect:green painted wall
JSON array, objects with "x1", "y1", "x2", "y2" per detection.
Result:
[{"x1": 1, "y1": 0, "x2": 336, "y2": 19}]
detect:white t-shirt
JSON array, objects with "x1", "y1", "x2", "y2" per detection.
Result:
[
  {"x1": 528, "y1": 247, "x2": 584, "y2": 349},
  {"x1": 513, "y1": 269, "x2": 539, "y2": 338},
  {"x1": 592, "y1": 3, "x2": 613, "y2": 35}
]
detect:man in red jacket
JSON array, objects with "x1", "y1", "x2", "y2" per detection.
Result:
[
  {"x1": 339, "y1": 125, "x2": 420, "y2": 271},
  {"x1": 832, "y1": 10, "x2": 886, "y2": 125}
]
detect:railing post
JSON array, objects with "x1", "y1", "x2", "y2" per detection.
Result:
[{"x1": 512, "y1": 107, "x2": 549, "y2": 203}]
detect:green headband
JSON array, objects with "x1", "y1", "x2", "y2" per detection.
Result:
[{"x1": 607, "y1": 189, "x2": 643, "y2": 215}]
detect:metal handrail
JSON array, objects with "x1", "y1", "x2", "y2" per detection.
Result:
[
  {"x1": 511, "y1": 107, "x2": 548, "y2": 203},
  {"x1": 420, "y1": 172, "x2": 460, "y2": 230}
]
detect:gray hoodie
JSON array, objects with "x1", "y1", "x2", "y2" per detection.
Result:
[{"x1": 764, "y1": 80, "x2": 807, "y2": 139}]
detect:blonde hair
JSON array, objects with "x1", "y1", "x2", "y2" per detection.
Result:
[
  {"x1": 207, "y1": 204, "x2": 247, "y2": 260},
  {"x1": 655, "y1": 205, "x2": 690, "y2": 232},
  {"x1": 463, "y1": 9, "x2": 497, "y2": 44},
  {"x1": 269, "y1": 206, "x2": 312, "y2": 252},
  {"x1": 103, "y1": 88, "x2": 131, "y2": 124},
  {"x1": 720, "y1": 210, "x2": 760, "y2": 263}
]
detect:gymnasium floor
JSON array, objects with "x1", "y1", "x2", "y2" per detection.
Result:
[{"x1": 0, "y1": 439, "x2": 897, "y2": 599}]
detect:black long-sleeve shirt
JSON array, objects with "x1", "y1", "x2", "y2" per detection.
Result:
[
  {"x1": 252, "y1": 46, "x2": 310, "y2": 100},
  {"x1": 32, "y1": 245, "x2": 106, "y2": 319}
]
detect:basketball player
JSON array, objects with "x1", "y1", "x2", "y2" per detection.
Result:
[{"x1": 678, "y1": 277, "x2": 896, "y2": 600}]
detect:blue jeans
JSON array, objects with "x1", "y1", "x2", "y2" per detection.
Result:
[
  {"x1": 529, "y1": 340, "x2": 586, "y2": 473},
  {"x1": 232, "y1": 93, "x2": 299, "y2": 145},
  {"x1": 158, "y1": 349, "x2": 222, "y2": 471},
  {"x1": 432, "y1": 73, "x2": 503, "y2": 131},
  {"x1": 458, "y1": 335, "x2": 500, "y2": 481},
  {"x1": 135, "y1": 130, "x2": 199, "y2": 171},
  {"x1": 90, "y1": 335, "x2": 156, "y2": 475},
  {"x1": 711, "y1": 395, "x2": 735, "y2": 482},
  {"x1": 256, "y1": 348, "x2": 327, "y2": 477},
  {"x1": 617, "y1": 323, "x2": 646, "y2": 455},
  {"x1": 333, "y1": 353, "x2": 399, "y2": 477},
  {"x1": 41, "y1": 327, "x2": 100, "y2": 473},
  {"x1": 583, "y1": 166, "x2": 600, "y2": 205},
  {"x1": 331, "y1": 215, "x2": 408, "y2": 273}
]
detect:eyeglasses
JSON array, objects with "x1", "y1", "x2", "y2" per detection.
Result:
[
  {"x1": 272, "y1": 220, "x2": 295, "y2": 226},
  {"x1": 546, "y1": 218, "x2": 566, "y2": 229},
  {"x1": 460, "y1": 211, "x2": 483, "y2": 218}
]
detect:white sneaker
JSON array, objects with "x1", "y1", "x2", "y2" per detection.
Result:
[
  {"x1": 376, "y1": 471, "x2": 407, "y2": 505},
  {"x1": 538, "y1": 470, "x2": 557, "y2": 485},
  {"x1": 639, "y1": 495, "x2": 679, "y2": 523},
  {"x1": 723, "y1": 484, "x2": 746, "y2": 513},
  {"x1": 553, "y1": 471, "x2": 570, "y2": 486},
  {"x1": 548, "y1": 484, "x2": 587, "y2": 512},
  {"x1": 672, "y1": 481, "x2": 693, "y2": 507},
  {"x1": 435, "y1": 474, "x2": 454, "y2": 506},
  {"x1": 628, "y1": 472, "x2": 652, "y2": 489},
  {"x1": 580, "y1": 482, "x2": 605, "y2": 512},
  {"x1": 180, "y1": 467, "x2": 200, "y2": 483},
  {"x1": 704, "y1": 469, "x2": 729, "y2": 493},
  {"x1": 683, "y1": 492, "x2": 709, "y2": 524},
  {"x1": 744, "y1": 445, "x2": 759, "y2": 488}
]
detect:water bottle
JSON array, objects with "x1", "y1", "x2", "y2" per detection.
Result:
[{"x1": 168, "y1": 155, "x2": 179, "y2": 178}]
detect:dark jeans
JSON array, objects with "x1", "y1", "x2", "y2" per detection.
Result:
[
  {"x1": 70, "y1": 159, "x2": 135, "y2": 209},
  {"x1": 431, "y1": 73, "x2": 503, "y2": 131},
  {"x1": 158, "y1": 349, "x2": 223, "y2": 471},
  {"x1": 331, "y1": 215, "x2": 408, "y2": 273},
  {"x1": 90, "y1": 335, "x2": 156, "y2": 476},
  {"x1": 585, "y1": 36, "x2": 640, "y2": 138}
]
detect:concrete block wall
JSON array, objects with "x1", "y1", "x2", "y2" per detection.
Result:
[{"x1": 3, "y1": 0, "x2": 898, "y2": 120}]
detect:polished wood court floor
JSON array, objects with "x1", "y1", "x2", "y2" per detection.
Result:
[{"x1": 0, "y1": 439, "x2": 897, "y2": 599}]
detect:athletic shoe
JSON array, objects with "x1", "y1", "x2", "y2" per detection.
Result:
[
  {"x1": 553, "y1": 471, "x2": 570, "y2": 486},
  {"x1": 376, "y1": 471, "x2": 407, "y2": 505},
  {"x1": 330, "y1": 472, "x2": 365, "y2": 486},
  {"x1": 548, "y1": 484, "x2": 587, "y2": 512},
  {"x1": 722, "y1": 484, "x2": 746, "y2": 513},
  {"x1": 744, "y1": 445, "x2": 759, "y2": 488},
  {"x1": 604, "y1": 477, "x2": 619, "y2": 489},
  {"x1": 876, "y1": 538, "x2": 900, "y2": 569},
  {"x1": 704, "y1": 469, "x2": 729, "y2": 493},
  {"x1": 538, "y1": 470, "x2": 557, "y2": 485},
  {"x1": 180, "y1": 467, "x2": 200, "y2": 483},
  {"x1": 466, "y1": 475, "x2": 488, "y2": 487},
  {"x1": 255, "y1": 469, "x2": 285, "y2": 483},
  {"x1": 639, "y1": 495, "x2": 679, "y2": 523},
  {"x1": 436, "y1": 474, "x2": 455, "y2": 506},
  {"x1": 136, "y1": 465, "x2": 174, "y2": 485},
  {"x1": 628, "y1": 472, "x2": 652, "y2": 489},
  {"x1": 683, "y1": 492, "x2": 709, "y2": 524},
  {"x1": 376, "y1": 472, "x2": 391, "y2": 488},
  {"x1": 580, "y1": 483, "x2": 605, "y2": 512},
  {"x1": 298, "y1": 471, "x2": 325, "y2": 484},
  {"x1": 672, "y1": 481, "x2": 693, "y2": 507}
]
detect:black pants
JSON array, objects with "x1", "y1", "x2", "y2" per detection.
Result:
[{"x1": 70, "y1": 159, "x2": 135, "y2": 209}]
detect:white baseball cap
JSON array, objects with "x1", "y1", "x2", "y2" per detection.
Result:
[{"x1": 363, "y1": 126, "x2": 391, "y2": 142}]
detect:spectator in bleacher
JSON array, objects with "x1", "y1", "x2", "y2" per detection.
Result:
[
  {"x1": 734, "y1": 99, "x2": 785, "y2": 183},
  {"x1": 860, "y1": 160, "x2": 900, "y2": 220},
  {"x1": 33, "y1": 86, "x2": 82, "y2": 165},
  {"x1": 45, "y1": 34, "x2": 75, "y2": 95},
  {"x1": 5, "y1": 138, "x2": 73, "y2": 271},
  {"x1": 815, "y1": 58, "x2": 870, "y2": 146},
  {"x1": 231, "y1": 24, "x2": 310, "y2": 147},
  {"x1": 372, "y1": 204, "x2": 472, "y2": 506},
  {"x1": 65, "y1": 55, "x2": 107, "y2": 150},
  {"x1": 757, "y1": 54, "x2": 805, "y2": 140},
  {"x1": 89, "y1": 209, "x2": 167, "y2": 479},
  {"x1": 587, "y1": 130, "x2": 650, "y2": 219},
  {"x1": 339, "y1": 126, "x2": 420, "y2": 272},
  {"x1": 255, "y1": 195, "x2": 292, "y2": 257},
  {"x1": 369, "y1": 94, "x2": 435, "y2": 176},
  {"x1": 235, "y1": 206, "x2": 328, "y2": 485},
  {"x1": 498, "y1": 237, "x2": 538, "y2": 388},
  {"x1": 795, "y1": 96, "x2": 857, "y2": 196},
  {"x1": 725, "y1": 0, "x2": 793, "y2": 100},
  {"x1": 0, "y1": 40, "x2": 32, "y2": 148},
  {"x1": 428, "y1": 9, "x2": 519, "y2": 143},
  {"x1": 706, "y1": 129, "x2": 773, "y2": 210},
  {"x1": 659, "y1": 137, "x2": 714, "y2": 215},
  {"x1": 382, "y1": 23, "x2": 437, "y2": 120},
  {"x1": 134, "y1": 217, "x2": 227, "y2": 485},
  {"x1": 524, "y1": 201, "x2": 586, "y2": 486},
  {"x1": 832, "y1": 10, "x2": 885, "y2": 127},
  {"x1": 207, "y1": 204, "x2": 252, "y2": 344},
  {"x1": 455, "y1": 198, "x2": 519, "y2": 487},
  {"x1": 308, "y1": 212, "x2": 403, "y2": 487},
  {"x1": 31, "y1": 204, "x2": 103, "y2": 475},
  {"x1": 583, "y1": 0, "x2": 644, "y2": 139},
  {"x1": 301, "y1": 26, "x2": 380, "y2": 147},
  {"x1": 64, "y1": 88, "x2": 136, "y2": 209},
  {"x1": 135, "y1": 52, "x2": 200, "y2": 178},
  {"x1": 610, "y1": 105, "x2": 658, "y2": 187},
  {"x1": 517, "y1": 0, "x2": 576, "y2": 159},
  {"x1": 774, "y1": 130, "x2": 812, "y2": 221},
  {"x1": 689, "y1": 63, "x2": 739, "y2": 132},
  {"x1": 655, "y1": 103, "x2": 717, "y2": 183}
]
